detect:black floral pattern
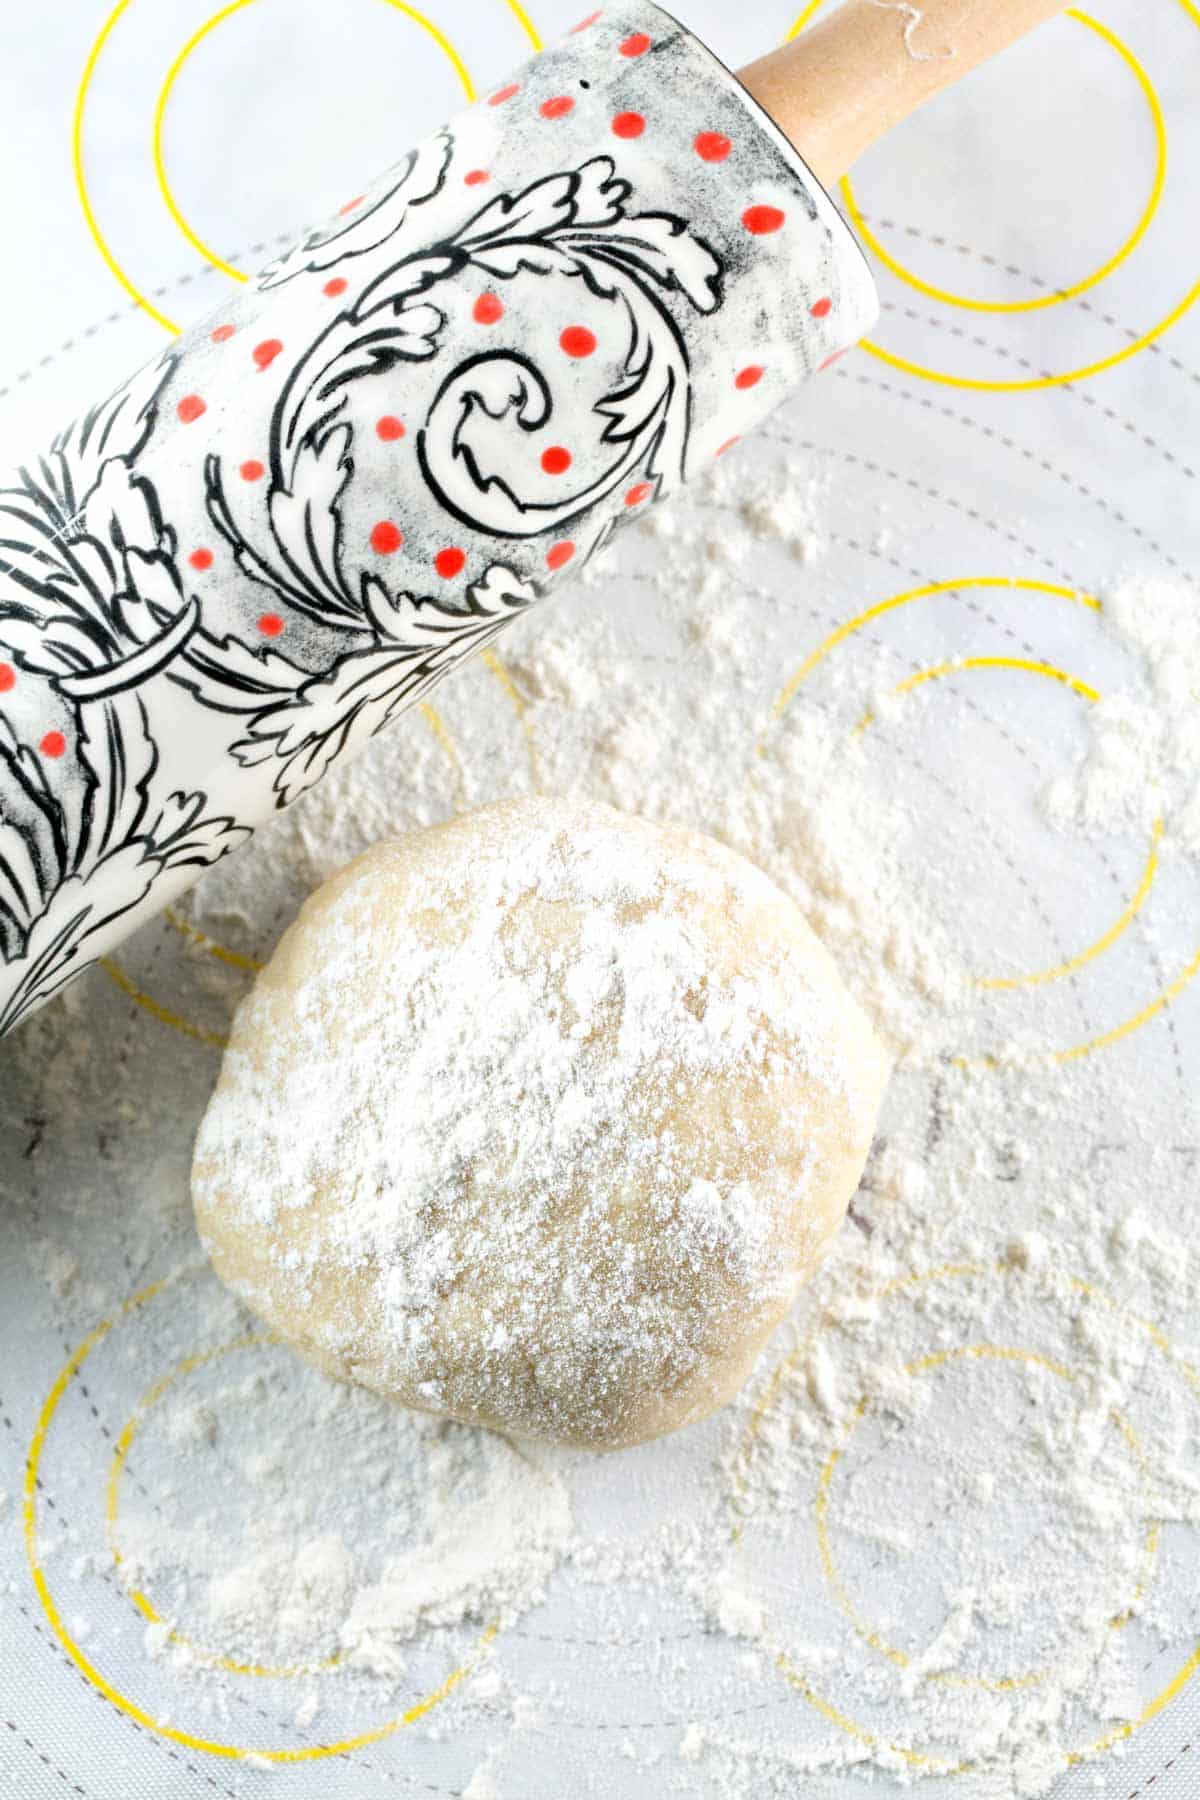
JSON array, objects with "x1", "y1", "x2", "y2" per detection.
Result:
[
  {"x1": 0, "y1": 367, "x2": 247, "y2": 1032},
  {"x1": 0, "y1": 2, "x2": 876, "y2": 1032},
  {"x1": 177, "y1": 150, "x2": 720, "y2": 805}
]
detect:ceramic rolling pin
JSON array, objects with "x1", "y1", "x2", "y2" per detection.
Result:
[{"x1": 0, "y1": 0, "x2": 1061, "y2": 1034}]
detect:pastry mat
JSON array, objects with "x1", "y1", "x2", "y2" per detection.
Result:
[{"x1": 2, "y1": 1, "x2": 1200, "y2": 1795}]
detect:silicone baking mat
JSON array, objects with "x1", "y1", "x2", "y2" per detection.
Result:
[{"x1": 2, "y1": 2, "x2": 1200, "y2": 1796}]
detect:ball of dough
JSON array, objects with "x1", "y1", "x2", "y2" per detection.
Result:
[{"x1": 192, "y1": 798, "x2": 888, "y2": 1449}]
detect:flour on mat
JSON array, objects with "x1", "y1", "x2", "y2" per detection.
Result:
[
  {"x1": 24, "y1": 430, "x2": 1200, "y2": 1794},
  {"x1": 115, "y1": 1334, "x2": 571, "y2": 1680},
  {"x1": 1041, "y1": 571, "x2": 1200, "y2": 855}
]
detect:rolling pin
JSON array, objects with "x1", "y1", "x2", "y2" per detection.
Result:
[{"x1": 0, "y1": 0, "x2": 1061, "y2": 1034}]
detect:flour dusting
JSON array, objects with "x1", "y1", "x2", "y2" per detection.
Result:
[
  {"x1": 1042, "y1": 571, "x2": 1200, "y2": 855},
  {"x1": 193, "y1": 799, "x2": 886, "y2": 1449},
  {"x1": 8, "y1": 427, "x2": 1200, "y2": 1795}
]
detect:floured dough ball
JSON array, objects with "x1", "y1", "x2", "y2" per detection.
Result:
[{"x1": 192, "y1": 798, "x2": 888, "y2": 1449}]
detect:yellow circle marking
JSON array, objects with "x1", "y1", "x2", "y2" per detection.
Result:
[
  {"x1": 764, "y1": 580, "x2": 1196, "y2": 1051},
  {"x1": 981, "y1": 814, "x2": 1164, "y2": 992},
  {"x1": 100, "y1": 955, "x2": 230, "y2": 1048},
  {"x1": 25, "y1": 1282, "x2": 495, "y2": 1761},
  {"x1": 734, "y1": 1261, "x2": 1199, "y2": 1771},
  {"x1": 1051, "y1": 936, "x2": 1200, "y2": 1063},
  {"x1": 107, "y1": 1334, "x2": 347, "y2": 1678},
  {"x1": 77, "y1": 0, "x2": 542, "y2": 329},
  {"x1": 814, "y1": 1344, "x2": 1158, "y2": 1693},
  {"x1": 765, "y1": 577, "x2": 1100, "y2": 734},
  {"x1": 859, "y1": 272, "x2": 1200, "y2": 394},
  {"x1": 772, "y1": 1648, "x2": 948, "y2": 1769},
  {"x1": 417, "y1": 699, "x2": 470, "y2": 809},
  {"x1": 853, "y1": 654, "x2": 1100, "y2": 735},
  {"x1": 854, "y1": 657, "x2": 1163, "y2": 988},
  {"x1": 74, "y1": 0, "x2": 179, "y2": 332},
  {"x1": 482, "y1": 648, "x2": 542, "y2": 789},
  {"x1": 152, "y1": 0, "x2": 257, "y2": 285},
  {"x1": 840, "y1": 13, "x2": 1165, "y2": 316},
  {"x1": 952, "y1": 932, "x2": 1200, "y2": 1069},
  {"x1": 502, "y1": 0, "x2": 543, "y2": 50},
  {"x1": 152, "y1": 0, "x2": 475, "y2": 286},
  {"x1": 855, "y1": 652, "x2": 1192, "y2": 1053},
  {"x1": 787, "y1": 0, "x2": 1200, "y2": 391},
  {"x1": 163, "y1": 905, "x2": 265, "y2": 972}
]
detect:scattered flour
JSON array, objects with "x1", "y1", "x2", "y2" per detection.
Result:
[
  {"x1": 462, "y1": 1763, "x2": 499, "y2": 1800},
  {"x1": 113, "y1": 1342, "x2": 572, "y2": 1679},
  {"x1": 8, "y1": 429, "x2": 1200, "y2": 1795},
  {"x1": 1042, "y1": 571, "x2": 1200, "y2": 855}
]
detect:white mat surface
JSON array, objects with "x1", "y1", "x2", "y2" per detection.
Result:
[{"x1": 2, "y1": 2, "x2": 1199, "y2": 1796}]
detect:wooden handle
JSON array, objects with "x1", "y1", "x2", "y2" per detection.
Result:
[{"x1": 738, "y1": 0, "x2": 1065, "y2": 186}]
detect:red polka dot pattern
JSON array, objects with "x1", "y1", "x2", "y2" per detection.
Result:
[
  {"x1": 371, "y1": 521, "x2": 404, "y2": 555},
  {"x1": 735, "y1": 365, "x2": 763, "y2": 390},
  {"x1": 540, "y1": 95, "x2": 575, "y2": 120},
  {"x1": 257, "y1": 614, "x2": 285, "y2": 637},
  {"x1": 253, "y1": 338, "x2": 283, "y2": 371},
  {"x1": 240, "y1": 460, "x2": 265, "y2": 482},
  {"x1": 0, "y1": 663, "x2": 15, "y2": 693},
  {"x1": 473, "y1": 293, "x2": 504, "y2": 325},
  {"x1": 211, "y1": 324, "x2": 235, "y2": 343},
  {"x1": 694, "y1": 131, "x2": 731, "y2": 162},
  {"x1": 619, "y1": 31, "x2": 651, "y2": 55},
  {"x1": 435, "y1": 547, "x2": 466, "y2": 579},
  {"x1": 188, "y1": 548, "x2": 214, "y2": 571},
  {"x1": 624, "y1": 482, "x2": 652, "y2": 506},
  {"x1": 810, "y1": 296, "x2": 833, "y2": 317},
  {"x1": 541, "y1": 446, "x2": 572, "y2": 475},
  {"x1": 742, "y1": 204, "x2": 785, "y2": 235},
  {"x1": 40, "y1": 731, "x2": 66, "y2": 759},
  {"x1": 177, "y1": 394, "x2": 206, "y2": 424},
  {"x1": 612, "y1": 111, "x2": 644, "y2": 138},
  {"x1": 489, "y1": 83, "x2": 520, "y2": 106},
  {"x1": 560, "y1": 325, "x2": 597, "y2": 358},
  {"x1": 546, "y1": 541, "x2": 575, "y2": 570},
  {"x1": 464, "y1": 169, "x2": 489, "y2": 186},
  {"x1": 376, "y1": 415, "x2": 405, "y2": 442},
  {"x1": 324, "y1": 277, "x2": 348, "y2": 297},
  {"x1": 339, "y1": 195, "x2": 365, "y2": 216}
]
